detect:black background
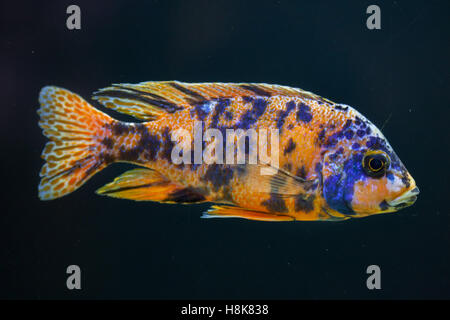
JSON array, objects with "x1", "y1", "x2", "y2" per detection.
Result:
[{"x1": 1, "y1": 0, "x2": 449, "y2": 299}]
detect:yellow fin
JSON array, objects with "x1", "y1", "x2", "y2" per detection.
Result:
[
  {"x1": 96, "y1": 169, "x2": 172, "y2": 201},
  {"x1": 92, "y1": 81, "x2": 331, "y2": 120},
  {"x1": 38, "y1": 86, "x2": 114, "y2": 200},
  {"x1": 96, "y1": 168, "x2": 206, "y2": 203},
  {"x1": 202, "y1": 205, "x2": 294, "y2": 222}
]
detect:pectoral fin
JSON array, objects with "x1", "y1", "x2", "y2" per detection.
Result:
[
  {"x1": 202, "y1": 205, "x2": 294, "y2": 221},
  {"x1": 240, "y1": 164, "x2": 319, "y2": 199}
]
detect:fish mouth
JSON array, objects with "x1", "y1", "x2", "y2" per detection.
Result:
[{"x1": 387, "y1": 186, "x2": 420, "y2": 209}]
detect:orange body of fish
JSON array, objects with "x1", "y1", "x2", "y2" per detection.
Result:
[{"x1": 38, "y1": 81, "x2": 419, "y2": 221}]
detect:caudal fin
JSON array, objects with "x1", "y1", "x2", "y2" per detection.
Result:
[{"x1": 38, "y1": 86, "x2": 114, "y2": 200}]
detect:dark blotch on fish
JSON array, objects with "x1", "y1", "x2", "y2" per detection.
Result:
[
  {"x1": 276, "y1": 100, "x2": 296, "y2": 130},
  {"x1": 166, "y1": 187, "x2": 206, "y2": 203},
  {"x1": 401, "y1": 173, "x2": 410, "y2": 189},
  {"x1": 242, "y1": 96, "x2": 254, "y2": 103},
  {"x1": 117, "y1": 124, "x2": 160, "y2": 162},
  {"x1": 329, "y1": 147, "x2": 344, "y2": 161},
  {"x1": 324, "y1": 135, "x2": 338, "y2": 148},
  {"x1": 324, "y1": 153, "x2": 366, "y2": 215},
  {"x1": 224, "y1": 110, "x2": 233, "y2": 120},
  {"x1": 356, "y1": 129, "x2": 366, "y2": 138},
  {"x1": 344, "y1": 130, "x2": 354, "y2": 139},
  {"x1": 111, "y1": 122, "x2": 131, "y2": 135},
  {"x1": 296, "y1": 103, "x2": 313, "y2": 123},
  {"x1": 201, "y1": 164, "x2": 234, "y2": 192},
  {"x1": 236, "y1": 165, "x2": 247, "y2": 177},
  {"x1": 284, "y1": 138, "x2": 296, "y2": 155},
  {"x1": 136, "y1": 124, "x2": 161, "y2": 161},
  {"x1": 296, "y1": 166, "x2": 307, "y2": 180},
  {"x1": 192, "y1": 103, "x2": 210, "y2": 121},
  {"x1": 238, "y1": 98, "x2": 267, "y2": 129},
  {"x1": 261, "y1": 194, "x2": 288, "y2": 213},
  {"x1": 295, "y1": 194, "x2": 315, "y2": 212},
  {"x1": 210, "y1": 98, "x2": 231, "y2": 128},
  {"x1": 318, "y1": 128, "x2": 326, "y2": 144},
  {"x1": 379, "y1": 200, "x2": 389, "y2": 211},
  {"x1": 342, "y1": 119, "x2": 352, "y2": 131},
  {"x1": 119, "y1": 146, "x2": 140, "y2": 162},
  {"x1": 98, "y1": 152, "x2": 115, "y2": 165},
  {"x1": 101, "y1": 137, "x2": 114, "y2": 149},
  {"x1": 161, "y1": 127, "x2": 174, "y2": 161},
  {"x1": 366, "y1": 136, "x2": 379, "y2": 149}
]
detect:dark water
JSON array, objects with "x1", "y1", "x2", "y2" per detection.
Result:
[{"x1": 1, "y1": 0, "x2": 449, "y2": 299}]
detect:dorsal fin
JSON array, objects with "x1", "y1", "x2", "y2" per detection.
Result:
[{"x1": 92, "y1": 81, "x2": 330, "y2": 120}]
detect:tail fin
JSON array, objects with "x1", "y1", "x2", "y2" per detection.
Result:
[{"x1": 37, "y1": 86, "x2": 114, "y2": 200}]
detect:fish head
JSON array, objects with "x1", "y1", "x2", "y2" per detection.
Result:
[{"x1": 320, "y1": 111, "x2": 419, "y2": 218}]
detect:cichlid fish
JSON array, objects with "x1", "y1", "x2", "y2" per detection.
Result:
[{"x1": 37, "y1": 82, "x2": 419, "y2": 221}]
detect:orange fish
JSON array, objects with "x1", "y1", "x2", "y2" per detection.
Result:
[{"x1": 37, "y1": 81, "x2": 419, "y2": 221}]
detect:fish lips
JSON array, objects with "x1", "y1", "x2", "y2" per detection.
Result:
[{"x1": 386, "y1": 186, "x2": 420, "y2": 209}]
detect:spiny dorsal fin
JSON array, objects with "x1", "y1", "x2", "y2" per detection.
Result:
[{"x1": 92, "y1": 81, "x2": 331, "y2": 120}]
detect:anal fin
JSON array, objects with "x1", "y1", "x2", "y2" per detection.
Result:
[
  {"x1": 96, "y1": 168, "x2": 206, "y2": 203},
  {"x1": 202, "y1": 205, "x2": 294, "y2": 222}
]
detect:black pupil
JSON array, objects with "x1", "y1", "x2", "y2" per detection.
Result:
[{"x1": 369, "y1": 157, "x2": 383, "y2": 171}]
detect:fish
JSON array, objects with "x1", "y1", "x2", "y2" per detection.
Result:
[{"x1": 37, "y1": 81, "x2": 419, "y2": 221}]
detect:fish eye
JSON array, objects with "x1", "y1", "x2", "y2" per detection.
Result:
[{"x1": 362, "y1": 151, "x2": 389, "y2": 178}]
